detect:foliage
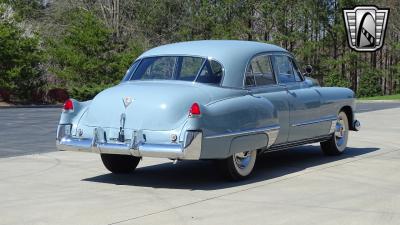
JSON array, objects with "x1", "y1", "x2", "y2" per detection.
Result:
[
  {"x1": 359, "y1": 94, "x2": 400, "y2": 100},
  {"x1": 1, "y1": 0, "x2": 400, "y2": 102},
  {"x1": 69, "y1": 83, "x2": 113, "y2": 101},
  {"x1": 0, "y1": 3, "x2": 44, "y2": 101},
  {"x1": 324, "y1": 72, "x2": 352, "y2": 88},
  {"x1": 358, "y1": 69, "x2": 382, "y2": 97},
  {"x1": 46, "y1": 9, "x2": 144, "y2": 100},
  {"x1": 1, "y1": 0, "x2": 43, "y2": 19}
]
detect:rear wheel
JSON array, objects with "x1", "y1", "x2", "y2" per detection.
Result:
[
  {"x1": 219, "y1": 150, "x2": 257, "y2": 181},
  {"x1": 100, "y1": 154, "x2": 140, "y2": 174},
  {"x1": 320, "y1": 111, "x2": 349, "y2": 155}
]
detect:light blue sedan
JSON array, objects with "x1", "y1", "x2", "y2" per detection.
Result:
[{"x1": 56, "y1": 40, "x2": 360, "y2": 180}]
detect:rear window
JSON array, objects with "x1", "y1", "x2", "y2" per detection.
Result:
[{"x1": 123, "y1": 56, "x2": 223, "y2": 85}]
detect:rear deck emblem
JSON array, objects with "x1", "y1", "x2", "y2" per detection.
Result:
[
  {"x1": 123, "y1": 97, "x2": 133, "y2": 108},
  {"x1": 343, "y1": 6, "x2": 389, "y2": 52}
]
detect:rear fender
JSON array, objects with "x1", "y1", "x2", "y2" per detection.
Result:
[
  {"x1": 317, "y1": 87, "x2": 356, "y2": 132},
  {"x1": 59, "y1": 99, "x2": 92, "y2": 136},
  {"x1": 184, "y1": 95, "x2": 279, "y2": 159}
]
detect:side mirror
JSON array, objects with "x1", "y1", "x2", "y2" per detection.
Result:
[{"x1": 305, "y1": 65, "x2": 313, "y2": 74}]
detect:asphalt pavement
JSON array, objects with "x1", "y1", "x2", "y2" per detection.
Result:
[
  {"x1": 356, "y1": 101, "x2": 400, "y2": 112},
  {"x1": 0, "y1": 103, "x2": 399, "y2": 225},
  {"x1": 0, "y1": 108, "x2": 61, "y2": 157},
  {"x1": 0, "y1": 101, "x2": 399, "y2": 158}
]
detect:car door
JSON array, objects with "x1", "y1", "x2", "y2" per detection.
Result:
[
  {"x1": 245, "y1": 54, "x2": 290, "y2": 145},
  {"x1": 271, "y1": 54, "x2": 322, "y2": 142}
]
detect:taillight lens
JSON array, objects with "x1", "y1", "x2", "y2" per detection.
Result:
[
  {"x1": 63, "y1": 99, "x2": 74, "y2": 111},
  {"x1": 189, "y1": 103, "x2": 201, "y2": 116}
]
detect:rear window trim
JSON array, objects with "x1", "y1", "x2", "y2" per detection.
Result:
[{"x1": 124, "y1": 55, "x2": 225, "y2": 87}]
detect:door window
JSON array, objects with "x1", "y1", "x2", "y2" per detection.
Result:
[
  {"x1": 272, "y1": 55, "x2": 302, "y2": 83},
  {"x1": 245, "y1": 55, "x2": 275, "y2": 87}
]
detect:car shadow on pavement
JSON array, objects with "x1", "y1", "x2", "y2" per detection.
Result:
[{"x1": 82, "y1": 145, "x2": 379, "y2": 190}]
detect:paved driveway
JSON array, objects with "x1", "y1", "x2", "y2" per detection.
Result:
[
  {"x1": 0, "y1": 108, "x2": 60, "y2": 157},
  {"x1": 0, "y1": 104, "x2": 399, "y2": 224}
]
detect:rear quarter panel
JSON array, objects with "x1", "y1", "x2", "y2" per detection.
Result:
[
  {"x1": 317, "y1": 87, "x2": 355, "y2": 132},
  {"x1": 189, "y1": 94, "x2": 279, "y2": 159}
]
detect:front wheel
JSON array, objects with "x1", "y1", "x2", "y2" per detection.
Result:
[
  {"x1": 219, "y1": 150, "x2": 257, "y2": 181},
  {"x1": 320, "y1": 111, "x2": 349, "y2": 155},
  {"x1": 100, "y1": 154, "x2": 141, "y2": 174}
]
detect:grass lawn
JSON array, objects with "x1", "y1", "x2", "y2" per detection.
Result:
[{"x1": 359, "y1": 94, "x2": 400, "y2": 100}]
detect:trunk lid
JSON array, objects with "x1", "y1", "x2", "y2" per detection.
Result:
[{"x1": 83, "y1": 81, "x2": 213, "y2": 131}]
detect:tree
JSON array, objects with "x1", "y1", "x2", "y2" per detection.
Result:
[
  {"x1": 0, "y1": 3, "x2": 44, "y2": 101},
  {"x1": 46, "y1": 8, "x2": 144, "y2": 100}
]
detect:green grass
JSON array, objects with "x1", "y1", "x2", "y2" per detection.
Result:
[{"x1": 359, "y1": 94, "x2": 400, "y2": 100}]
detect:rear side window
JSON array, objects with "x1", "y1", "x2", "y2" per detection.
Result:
[
  {"x1": 196, "y1": 59, "x2": 223, "y2": 85},
  {"x1": 271, "y1": 55, "x2": 302, "y2": 83},
  {"x1": 245, "y1": 55, "x2": 275, "y2": 87}
]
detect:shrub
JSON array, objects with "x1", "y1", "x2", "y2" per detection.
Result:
[
  {"x1": 0, "y1": 3, "x2": 44, "y2": 102},
  {"x1": 357, "y1": 69, "x2": 382, "y2": 97},
  {"x1": 47, "y1": 9, "x2": 144, "y2": 101}
]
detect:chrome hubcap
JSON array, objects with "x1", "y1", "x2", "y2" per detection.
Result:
[
  {"x1": 335, "y1": 117, "x2": 347, "y2": 147},
  {"x1": 234, "y1": 151, "x2": 252, "y2": 169}
]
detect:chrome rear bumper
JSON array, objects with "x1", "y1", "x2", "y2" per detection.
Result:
[{"x1": 56, "y1": 126, "x2": 202, "y2": 160}]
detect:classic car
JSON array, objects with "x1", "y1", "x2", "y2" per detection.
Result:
[{"x1": 56, "y1": 40, "x2": 360, "y2": 180}]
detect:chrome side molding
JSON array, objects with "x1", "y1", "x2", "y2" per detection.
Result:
[{"x1": 291, "y1": 116, "x2": 336, "y2": 127}]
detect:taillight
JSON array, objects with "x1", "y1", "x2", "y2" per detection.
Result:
[
  {"x1": 189, "y1": 103, "x2": 201, "y2": 116},
  {"x1": 63, "y1": 99, "x2": 74, "y2": 111}
]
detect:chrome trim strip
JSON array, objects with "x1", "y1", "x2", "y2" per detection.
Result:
[
  {"x1": 265, "y1": 134, "x2": 332, "y2": 152},
  {"x1": 205, "y1": 125, "x2": 280, "y2": 139},
  {"x1": 291, "y1": 116, "x2": 336, "y2": 127}
]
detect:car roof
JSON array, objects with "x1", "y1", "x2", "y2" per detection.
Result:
[{"x1": 138, "y1": 40, "x2": 288, "y2": 88}]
